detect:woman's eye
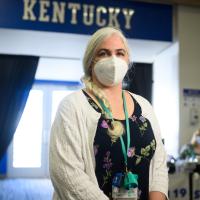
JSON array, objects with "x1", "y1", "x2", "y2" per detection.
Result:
[
  {"x1": 98, "y1": 51, "x2": 108, "y2": 57},
  {"x1": 117, "y1": 52, "x2": 125, "y2": 57}
]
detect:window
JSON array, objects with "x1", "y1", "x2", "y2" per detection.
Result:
[
  {"x1": 8, "y1": 81, "x2": 82, "y2": 177},
  {"x1": 13, "y1": 90, "x2": 43, "y2": 168}
]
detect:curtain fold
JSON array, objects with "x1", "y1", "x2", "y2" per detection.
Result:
[
  {"x1": 0, "y1": 54, "x2": 38, "y2": 159},
  {"x1": 124, "y1": 63, "x2": 153, "y2": 103}
]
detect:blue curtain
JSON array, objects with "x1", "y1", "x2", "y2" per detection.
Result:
[{"x1": 0, "y1": 54, "x2": 38, "y2": 159}]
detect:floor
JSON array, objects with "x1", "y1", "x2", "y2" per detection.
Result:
[{"x1": 0, "y1": 178, "x2": 54, "y2": 200}]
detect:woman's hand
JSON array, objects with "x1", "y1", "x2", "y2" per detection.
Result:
[{"x1": 149, "y1": 191, "x2": 167, "y2": 200}]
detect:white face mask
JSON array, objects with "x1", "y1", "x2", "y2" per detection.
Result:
[{"x1": 93, "y1": 56, "x2": 128, "y2": 87}]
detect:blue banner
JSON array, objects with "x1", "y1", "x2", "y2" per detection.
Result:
[
  {"x1": 183, "y1": 89, "x2": 200, "y2": 97},
  {"x1": 0, "y1": 0, "x2": 172, "y2": 41}
]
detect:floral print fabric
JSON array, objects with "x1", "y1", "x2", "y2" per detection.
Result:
[{"x1": 82, "y1": 90, "x2": 156, "y2": 200}]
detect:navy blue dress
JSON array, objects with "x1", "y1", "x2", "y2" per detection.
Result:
[{"x1": 82, "y1": 90, "x2": 156, "y2": 200}]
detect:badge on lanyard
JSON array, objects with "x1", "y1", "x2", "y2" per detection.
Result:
[{"x1": 112, "y1": 171, "x2": 138, "y2": 199}]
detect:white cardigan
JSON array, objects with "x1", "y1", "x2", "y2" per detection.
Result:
[{"x1": 49, "y1": 90, "x2": 168, "y2": 200}]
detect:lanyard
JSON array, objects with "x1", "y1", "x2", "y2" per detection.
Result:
[
  {"x1": 121, "y1": 90, "x2": 130, "y2": 168},
  {"x1": 96, "y1": 90, "x2": 130, "y2": 169}
]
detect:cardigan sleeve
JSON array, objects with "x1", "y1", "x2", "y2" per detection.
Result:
[
  {"x1": 148, "y1": 112, "x2": 169, "y2": 199},
  {"x1": 133, "y1": 94, "x2": 169, "y2": 199},
  {"x1": 145, "y1": 100, "x2": 169, "y2": 199},
  {"x1": 49, "y1": 98, "x2": 109, "y2": 200}
]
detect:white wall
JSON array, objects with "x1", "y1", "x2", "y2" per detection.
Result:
[
  {"x1": 36, "y1": 57, "x2": 83, "y2": 82},
  {"x1": 153, "y1": 42, "x2": 179, "y2": 156},
  {"x1": 0, "y1": 28, "x2": 171, "y2": 63},
  {"x1": 178, "y1": 6, "x2": 200, "y2": 148}
]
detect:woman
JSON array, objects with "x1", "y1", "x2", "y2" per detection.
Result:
[
  {"x1": 49, "y1": 27, "x2": 168, "y2": 200},
  {"x1": 179, "y1": 128, "x2": 200, "y2": 160},
  {"x1": 190, "y1": 128, "x2": 200, "y2": 155}
]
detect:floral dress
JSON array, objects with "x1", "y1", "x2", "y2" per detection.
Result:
[{"x1": 82, "y1": 90, "x2": 156, "y2": 200}]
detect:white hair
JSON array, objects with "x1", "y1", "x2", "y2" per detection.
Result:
[
  {"x1": 81, "y1": 27, "x2": 130, "y2": 141},
  {"x1": 82, "y1": 26, "x2": 130, "y2": 80}
]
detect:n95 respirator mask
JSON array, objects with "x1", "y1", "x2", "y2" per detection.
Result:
[{"x1": 94, "y1": 56, "x2": 128, "y2": 87}]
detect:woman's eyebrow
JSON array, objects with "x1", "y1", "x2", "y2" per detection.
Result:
[
  {"x1": 97, "y1": 48, "x2": 110, "y2": 52},
  {"x1": 97, "y1": 48, "x2": 126, "y2": 52},
  {"x1": 116, "y1": 48, "x2": 126, "y2": 52}
]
